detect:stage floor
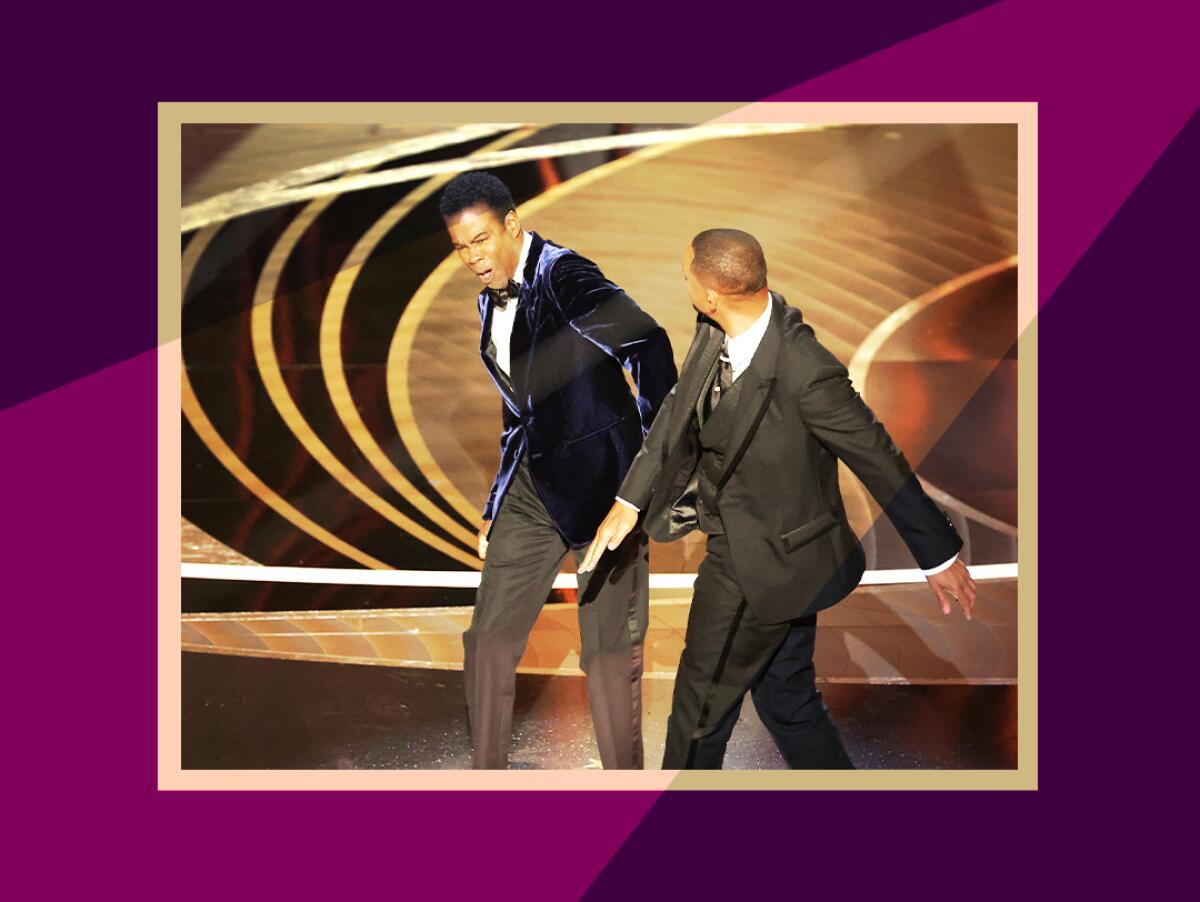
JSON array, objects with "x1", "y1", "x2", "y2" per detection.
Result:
[{"x1": 182, "y1": 652, "x2": 1017, "y2": 770}]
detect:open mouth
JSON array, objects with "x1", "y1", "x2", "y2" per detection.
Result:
[{"x1": 477, "y1": 268, "x2": 494, "y2": 283}]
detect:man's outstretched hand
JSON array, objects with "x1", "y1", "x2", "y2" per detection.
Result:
[
  {"x1": 578, "y1": 502, "x2": 638, "y2": 573},
  {"x1": 926, "y1": 558, "x2": 977, "y2": 619}
]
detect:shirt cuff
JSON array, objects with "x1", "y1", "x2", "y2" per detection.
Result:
[
  {"x1": 615, "y1": 496, "x2": 640, "y2": 513},
  {"x1": 921, "y1": 554, "x2": 958, "y2": 577}
]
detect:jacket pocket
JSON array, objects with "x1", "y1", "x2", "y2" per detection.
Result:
[
  {"x1": 560, "y1": 416, "x2": 627, "y2": 448},
  {"x1": 780, "y1": 510, "x2": 838, "y2": 553}
]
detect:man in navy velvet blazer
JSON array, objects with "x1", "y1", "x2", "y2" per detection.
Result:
[{"x1": 439, "y1": 171, "x2": 676, "y2": 769}]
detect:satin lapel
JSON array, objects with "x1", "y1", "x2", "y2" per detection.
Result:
[
  {"x1": 669, "y1": 321, "x2": 724, "y2": 443},
  {"x1": 479, "y1": 294, "x2": 520, "y2": 414},
  {"x1": 508, "y1": 287, "x2": 535, "y2": 402},
  {"x1": 523, "y1": 232, "x2": 545, "y2": 282},
  {"x1": 715, "y1": 296, "x2": 783, "y2": 491},
  {"x1": 506, "y1": 232, "x2": 546, "y2": 404}
]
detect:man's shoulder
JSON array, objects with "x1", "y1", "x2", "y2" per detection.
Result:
[
  {"x1": 539, "y1": 242, "x2": 618, "y2": 297},
  {"x1": 538, "y1": 240, "x2": 592, "y2": 277},
  {"x1": 774, "y1": 300, "x2": 817, "y2": 352},
  {"x1": 774, "y1": 301, "x2": 844, "y2": 376}
]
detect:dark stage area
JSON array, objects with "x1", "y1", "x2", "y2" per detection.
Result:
[{"x1": 182, "y1": 652, "x2": 1017, "y2": 770}]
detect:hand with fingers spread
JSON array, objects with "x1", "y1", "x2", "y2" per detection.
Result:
[
  {"x1": 926, "y1": 558, "x2": 977, "y2": 620},
  {"x1": 578, "y1": 501, "x2": 639, "y2": 574},
  {"x1": 477, "y1": 520, "x2": 491, "y2": 560}
]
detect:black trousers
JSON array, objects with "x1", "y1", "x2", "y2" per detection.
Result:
[
  {"x1": 463, "y1": 461, "x2": 649, "y2": 769},
  {"x1": 663, "y1": 531, "x2": 855, "y2": 770}
]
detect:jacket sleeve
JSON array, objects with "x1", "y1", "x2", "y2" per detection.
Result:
[
  {"x1": 791, "y1": 329, "x2": 962, "y2": 570},
  {"x1": 549, "y1": 253, "x2": 677, "y2": 435},
  {"x1": 617, "y1": 314, "x2": 714, "y2": 510},
  {"x1": 617, "y1": 380, "x2": 679, "y2": 510}
]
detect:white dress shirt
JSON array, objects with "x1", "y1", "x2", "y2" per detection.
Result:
[
  {"x1": 489, "y1": 230, "x2": 533, "y2": 376},
  {"x1": 617, "y1": 293, "x2": 958, "y2": 577},
  {"x1": 724, "y1": 295, "x2": 773, "y2": 383}
]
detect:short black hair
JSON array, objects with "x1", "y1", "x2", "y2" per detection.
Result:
[
  {"x1": 438, "y1": 171, "x2": 516, "y2": 220},
  {"x1": 690, "y1": 229, "x2": 768, "y2": 295}
]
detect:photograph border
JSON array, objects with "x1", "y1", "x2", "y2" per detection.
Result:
[{"x1": 159, "y1": 100, "x2": 1036, "y2": 791}]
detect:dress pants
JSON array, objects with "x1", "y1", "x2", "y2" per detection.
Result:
[
  {"x1": 463, "y1": 460, "x2": 649, "y2": 769},
  {"x1": 663, "y1": 531, "x2": 855, "y2": 770}
]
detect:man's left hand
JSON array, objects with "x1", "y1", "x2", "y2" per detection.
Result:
[{"x1": 926, "y1": 559, "x2": 977, "y2": 620}]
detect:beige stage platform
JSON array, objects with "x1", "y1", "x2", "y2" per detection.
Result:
[{"x1": 183, "y1": 577, "x2": 1015, "y2": 684}]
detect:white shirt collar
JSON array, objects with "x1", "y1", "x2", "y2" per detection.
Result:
[
  {"x1": 511, "y1": 230, "x2": 533, "y2": 286},
  {"x1": 488, "y1": 231, "x2": 532, "y2": 377},
  {"x1": 724, "y1": 293, "x2": 773, "y2": 381}
]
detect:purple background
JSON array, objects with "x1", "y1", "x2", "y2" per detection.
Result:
[{"x1": 5, "y1": 0, "x2": 1196, "y2": 897}]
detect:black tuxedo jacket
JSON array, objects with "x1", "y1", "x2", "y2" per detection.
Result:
[
  {"x1": 619, "y1": 293, "x2": 962, "y2": 623},
  {"x1": 478, "y1": 232, "x2": 676, "y2": 546}
]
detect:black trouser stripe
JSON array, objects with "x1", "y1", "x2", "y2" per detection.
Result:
[{"x1": 684, "y1": 597, "x2": 748, "y2": 769}]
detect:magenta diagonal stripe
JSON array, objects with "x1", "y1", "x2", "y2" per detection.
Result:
[{"x1": 771, "y1": 0, "x2": 1198, "y2": 310}]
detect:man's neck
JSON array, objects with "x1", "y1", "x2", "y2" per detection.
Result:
[{"x1": 717, "y1": 290, "x2": 770, "y2": 338}]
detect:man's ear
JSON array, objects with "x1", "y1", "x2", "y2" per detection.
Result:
[
  {"x1": 705, "y1": 288, "x2": 719, "y2": 313},
  {"x1": 504, "y1": 209, "x2": 522, "y2": 238}
]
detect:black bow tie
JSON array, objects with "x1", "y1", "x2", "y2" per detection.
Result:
[{"x1": 487, "y1": 280, "x2": 520, "y2": 310}]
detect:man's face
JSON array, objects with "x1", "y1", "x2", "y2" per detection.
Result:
[
  {"x1": 682, "y1": 245, "x2": 710, "y2": 315},
  {"x1": 446, "y1": 204, "x2": 523, "y2": 290}
]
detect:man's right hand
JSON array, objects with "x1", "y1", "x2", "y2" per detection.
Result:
[
  {"x1": 477, "y1": 520, "x2": 491, "y2": 560},
  {"x1": 578, "y1": 502, "x2": 638, "y2": 574}
]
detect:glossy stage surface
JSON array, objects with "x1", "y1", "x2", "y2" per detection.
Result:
[{"x1": 183, "y1": 653, "x2": 1017, "y2": 770}]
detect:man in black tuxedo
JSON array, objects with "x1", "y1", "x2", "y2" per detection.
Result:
[
  {"x1": 579, "y1": 229, "x2": 975, "y2": 769},
  {"x1": 440, "y1": 172, "x2": 676, "y2": 769}
]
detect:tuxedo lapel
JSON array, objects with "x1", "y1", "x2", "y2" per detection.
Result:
[
  {"x1": 523, "y1": 232, "x2": 545, "y2": 283},
  {"x1": 669, "y1": 319, "x2": 724, "y2": 446},
  {"x1": 502, "y1": 232, "x2": 547, "y2": 404},
  {"x1": 714, "y1": 294, "x2": 783, "y2": 491},
  {"x1": 508, "y1": 287, "x2": 534, "y2": 401}
]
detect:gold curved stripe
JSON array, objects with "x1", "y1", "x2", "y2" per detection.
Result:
[
  {"x1": 847, "y1": 255, "x2": 1018, "y2": 390},
  {"x1": 181, "y1": 221, "x2": 390, "y2": 568},
  {"x1": 322, "y1": 127, "x2": 539, "y2": 544},
  {"x1": 847, "y1": 255, "x2": 1019, "y2": 538},
  {"x1": 186, "y1": 122, "x2": 831, "y2": 230},
  {"x1": 249, "y1": 191, "x2": 482, "y2": 570},
  {"x1": 387, "y1": 136, "x2": 691, "y2": 524},
  {"x1": 180, "y1": 135, "x2": 529, "y2": 571},
  {"x1": 181, "y1": 366, "x2": 388, "y2": 569},
  {"x1": 182, "y1": 124, "x2": 523, "y2": 231},
  {"x1": 180, "y1": 224, "x2": 219, "y2": 288}
]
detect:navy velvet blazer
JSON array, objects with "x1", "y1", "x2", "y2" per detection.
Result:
[{"x1": 478, "y1": 232, "x2": 676, "y2": 546}]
